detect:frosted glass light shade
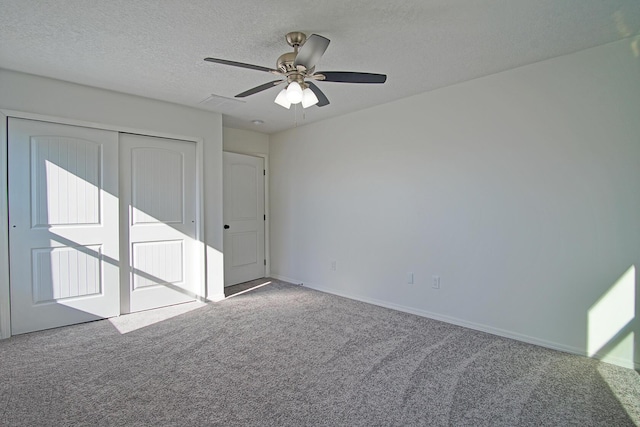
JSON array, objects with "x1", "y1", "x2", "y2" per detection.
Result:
[
  {"x1": 286, "y1": 81, "x2": 303, "y2": 104},
  {"x1": 301, "y1": 88, "x2": 319, "y2": 108},
  {"x1": 274, "y1": 88, "x2": 291, "y2": 109}
]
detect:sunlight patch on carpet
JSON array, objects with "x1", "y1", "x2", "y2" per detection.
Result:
[
  {"x1": 225, "y1": 281, "x2": 272, "y2": 299},
  {"x1": 597, "y1": 363, "x2": 640, "y2": 425},
  {"x1": 108, "y1": 300, "x2": 207, "y2": 334}
]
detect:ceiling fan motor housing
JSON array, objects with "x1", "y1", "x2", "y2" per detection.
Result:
[
  {"x1": 277, "y1": 52, "x2": 297, "y2": 74},
  {"x1": 278, "y1": 31, "x2": 313, "y2": 75},
  {"x1": 285, "y1": 31, "x2": 307, "y2": 48}
]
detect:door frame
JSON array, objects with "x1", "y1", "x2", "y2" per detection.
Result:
[
  {"x1": 223, "y1": 150, "x2": 270, "y2": 283},
  {"x1": 0, "y1": 110, "x2": 206, "y2": 339}
]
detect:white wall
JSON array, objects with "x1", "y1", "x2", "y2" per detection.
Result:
[
  {"x1": 0, "y1": 69, "x2": 225, "y2": 337},
  {"x1": 223, "y1": 127, "x2": 269, "y2": 156},
  {"x1": 269, "y1": 39, "x2": 640, "y2": 369}
]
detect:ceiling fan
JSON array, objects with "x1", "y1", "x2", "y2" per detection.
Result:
[{"x1": 204, "y1": 31, "x2": 386, "y2": 109}]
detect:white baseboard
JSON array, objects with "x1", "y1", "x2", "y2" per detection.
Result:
[
  {"x1": 271, "y1": 275, "x2": 639, "y2": 371},
  {"x1": 206, "y1": 292, "x2": 226, "y2": 302},
  {"x1": 271, "y1": 274, "x2": 305, "y2": 286},
  {"x1": 590, "y1": 351, "x2": 640, "y2": 371}
]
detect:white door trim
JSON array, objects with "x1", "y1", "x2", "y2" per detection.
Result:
[
  {"x1": 0, "y1": 110, "x2": 203, "y2": 143},
  {"x1": 0, "y1": 110, "x2": 206, "y2": 339},
  {"x1": 0, "y1": 112, "x2": 11, "y2": 339},
  {"x1": 223, "y1": 151, "x2": 270, "y2": 279}
]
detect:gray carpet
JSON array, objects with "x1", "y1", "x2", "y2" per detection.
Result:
[{"x1": 1, "y1": 279, "x2": 638, "y2": 426}]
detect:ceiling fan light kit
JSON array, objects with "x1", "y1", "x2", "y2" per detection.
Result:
[
  {"x1": 301, "y1": 87, "x2": 319, "y2": 108},
  {"x1": 274, "y1": 88, "x2": 292, "y2": 109},
  {"x1": 204, "y1": 31, "x2": 387, "y2": 110},
  {"x1": 274, "y1": 83, "x2": 319, "y2": 109},
  {"x1": 286, "y1": 81, "x2": 303, "y2": 103}
]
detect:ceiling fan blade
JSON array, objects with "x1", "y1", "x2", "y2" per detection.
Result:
[
  {"x1": 307, "y1": 82, "x2": 330, "y2": 107},
  {"x1": 204, "y1": 57, "x2": 278, "y2": 73},
  {"x1": 317, "y1": 71, "x2": 387, "y2": 84},
  {"x1": 294, "y1": 34, "x2": 330, "y2": 70},
  {"x1": 235, "y1": 80, "x2": 284, "y2": 98}
]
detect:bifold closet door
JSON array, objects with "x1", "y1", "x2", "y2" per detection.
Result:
[
  {"x1": 120, "y1": 133, "x2": 199, "y2": 313},
  {"x1": 8, "y1": 118, "x2": 120, "y2": 335}
]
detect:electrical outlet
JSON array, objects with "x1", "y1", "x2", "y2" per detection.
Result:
[
  {"x1": 432, "y1": 275, "x2": 440, "y2": 289},
  {"x1": 407, "y1": 272, "x2": 414, "y2": 284},
  {"x1": 331, "y1": 260, "x2": 337, "y2": 271}
]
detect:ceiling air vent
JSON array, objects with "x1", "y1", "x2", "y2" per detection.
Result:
[{"x1": 198, "y1": 94, "x2": 246, "y2": 111}]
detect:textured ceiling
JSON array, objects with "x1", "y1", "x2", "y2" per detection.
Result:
[{"x1": 1, "y1": 0, "x2": 639, "y2": 134}]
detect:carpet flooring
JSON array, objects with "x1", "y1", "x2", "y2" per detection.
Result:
[{"x1": 1, "y1": 279, "x2": 638, "y2": 426}]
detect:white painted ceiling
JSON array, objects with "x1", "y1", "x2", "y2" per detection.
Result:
[{"x1": 1, "y1": 0, "x2": 639, "y2": 134}]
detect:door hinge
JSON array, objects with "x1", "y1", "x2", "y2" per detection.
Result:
[
  {"x1": 264, "y1": 259, "x2": 266, "y2": 266},
  {"x1": 264, "y1": 214, "x2": 266, "y2": 221},
  {"x1": 263, "y1": 169, "x2": 266, "y2": 176}
]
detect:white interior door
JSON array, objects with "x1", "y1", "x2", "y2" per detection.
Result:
[
  {"x1": 223, "y1": 152, "x2": 265, "y2": 286},
  {"x1": 120, "y1": 133, "x2": 199, "y2": 313},
  {"x1": 8, "y1": 118, "x2": 120, "y2": 335}
]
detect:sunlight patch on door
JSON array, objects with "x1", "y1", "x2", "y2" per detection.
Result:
[
  {"x1": 37, "y1": 143, "x2": 100, "y2": 227},
  {"x1": 32, "y1": 245, "x2": 102, "y2": 303}
]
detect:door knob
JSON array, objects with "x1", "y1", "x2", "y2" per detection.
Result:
[{"x1": 224, "y1": 224, "x2": 230, "y2": 229}]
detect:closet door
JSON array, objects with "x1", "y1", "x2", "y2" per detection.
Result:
[
  {"x1": 120, "y1": 133, "x2": 199, "y2": 313},
  {"x1": 8, "y1": 118, "x2": 120, "y2": 335}
]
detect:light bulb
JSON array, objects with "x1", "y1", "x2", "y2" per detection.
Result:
[
  {"x1": 286, "y1": 81, "x2": 303, "y2": 104},
  {"x1": 274, "y1": 88, "x2": 291, "y2": 109},
  {"x1": 301, "y1": 87, "x2": 319, "y2": 108}
]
